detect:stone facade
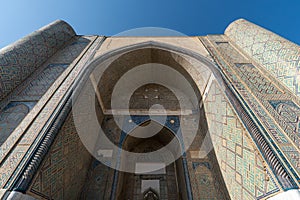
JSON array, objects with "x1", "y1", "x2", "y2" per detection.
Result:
[
  {"x1": 0, "y1": 19, "x2": 299, "y2": 200},
  {"x1": 27, "y1": 113, "x2": 92, "y2": 199}
]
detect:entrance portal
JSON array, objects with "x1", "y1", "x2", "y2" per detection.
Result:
[
  {"x1": 74, "y1": 45, "x2": 230, "y2": 200},
  {"x1": 116, "y1": 121, "x2": 186, "y2": 200}
]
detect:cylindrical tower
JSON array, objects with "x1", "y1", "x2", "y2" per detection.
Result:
[
  {"x1": 225, "y1": 19, "x2": 300, "y2": 96},
  {"x1": 0, "y1": 20, "x2": 75, "y2": 101}
]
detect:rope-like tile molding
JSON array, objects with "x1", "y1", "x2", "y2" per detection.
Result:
[{"x1": 12, "y1": 95, "x2": 72, "y2": 192}]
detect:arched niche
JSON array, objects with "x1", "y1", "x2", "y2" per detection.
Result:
[
  {"x1": 116, "y1": 120, "x2": 188, "y2": 200},
  {"x1": 72, "y1": 41, "x2": 230, "y2": 200}
]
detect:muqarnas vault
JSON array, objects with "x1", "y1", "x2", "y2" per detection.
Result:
[{"x1": 0, "y1": 19, "x2": 299, "y2": 200}]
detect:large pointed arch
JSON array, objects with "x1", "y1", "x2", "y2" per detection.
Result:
[{"x1": 71, "y1": 39, "x2": 293, "y2": 199}]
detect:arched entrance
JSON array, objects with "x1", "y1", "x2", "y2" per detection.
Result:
[
  {"x1": 116, "y1": 120, "x2": 186, "y2": 200},
  {"x1": 72, "y1": 42, "x2": 230, "y2": 200}
]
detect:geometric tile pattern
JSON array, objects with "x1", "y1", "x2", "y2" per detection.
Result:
[
  {"x1": 27, "y1": 113, "x2": 92, "y2": 200},
  {"x1": 0, "y1": 35, "x2": 91, "y2": 167},
  {"x1": 225, "y1": 19, "x2": 300, "y2": 96},
  {"x1": 236, "y1": 63, "x2": 282, "y2": 94},
  {"x1": 215, "y1": 41, "x2": 284, "y2": 96},
  {"x1": 0, "y1": 102, "x2": 35, "y2": 146},
  {"x1": 52, "y1": 37, "x2": 92, "y2": 63},
  {"x1": 0, "y1": 37, "x2": 91, "y2": 187},
  {"x1": 204, "y1": 79, "x2": 280, "y2": 199},
  {"x1": 216, "y1": 41, "x2": 282, "y2": 95},
  {"x1": 268, "y1": 100, "x2": 300, "y2": 148},
  {"x1": 0, "y1": 36, "x2": 94, "y2": 196},
  {"x1": 0, "y1": 36, "x2": 90, "y2": 111},
  {"x1": 0, "y1": 63, "x2": 69, "y2": 151},
  {"x1": 80, "y1": 160, "x2": 115, "y2": 200},
  {"x1": 14, "y1": 64, "x2": 68, "y2": 101},
  {"x1": 202, "y1": 35, "x2": 300, "y2": 187},
  {"x1": 185, "y1": 110, "x2": 231, "y2": 199},
  {"x1": 188, "y1": 158, "x2": 231, "y2": 200},
  {"x1": 0, "y1": 20, "x2": 75, "y2": 102},
  {"x1": 0, "y1": 36, "x2": 99, "y2": 192},
  {"x1": 215, "y1": 42, "x2": 248, "y2": 64}
]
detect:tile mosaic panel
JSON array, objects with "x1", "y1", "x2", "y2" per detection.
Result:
[
  {"x1": 27, "y1": 113, "x2": 92, "y2": 200},
  {"x1": 204, "y1": 79, "x2": 280, "y2": 199},
  {"x1": 0, "y1": 36, "x2": 90, "y2": 111},
  {"x1": 50, "y1": 36, "x2": 92, "y2": 64},
  {"x1": 235, "y1": 63, "x2": 282, "y2": 95},
  {"x1": 0, "y1": 36, "x2": 101, "y2": 192},
  {"x1": 0, "y1": 35, "x2": 92, "y2": 187},
  {"x1": 188, "y1": 157, "x2": 230, "y2": 199},
  {"x1": 214, "y1": 41, "x2": 248, "y2": 64},
  {"x1": 0, "y1": 20, "x2": 75, "y2": 101},
  {"x1": 80, "y1": 160, "x2": 116, "y2": 200},
  {"x1": 268, "y1": 100, "x2": 300, "y2": 148},
  {"x1": 0, "y1": 102, "x2": 36, "y2": 146},
  {"x1": 202, "y1": 35, "x2": 300, "y2": 186},
  {"x1": 13, "y1": 64, "x2": 68, "y2": 101},
  {"x1": 225, "y1": 19, "x2": 300, "y2": 96},
  {"x1": 0, "y1": 62, "x2": 71, "y2": 150},
  {"x1": 0, "y1": 36, "x2": 91, "y2": 174}
]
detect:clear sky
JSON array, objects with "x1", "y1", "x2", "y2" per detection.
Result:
[{"x1": 0, "y1": 0, "x2": 299, "y2": 48}]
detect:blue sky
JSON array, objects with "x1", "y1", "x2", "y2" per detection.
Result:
[{"x1": 0, "y1": 0, "x2": 299, "y2": 48}]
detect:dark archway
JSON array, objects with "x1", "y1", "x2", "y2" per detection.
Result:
[{"x1": 116, "y1": 120, "x2": 188, "y2": 200}]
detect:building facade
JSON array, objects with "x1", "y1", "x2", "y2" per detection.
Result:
[{"x1": 0, "y1": 19, "x2": 299, "y2": 199}]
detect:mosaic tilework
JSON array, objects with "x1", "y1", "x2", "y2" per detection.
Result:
[
  {"x1": 215, "y1": 41, "x2": 248, "y2": 64},
  {"x1": 188, "y1": 157, "x2": 230, "y2": 199},
  {"x1": 202, "y1": 35, "x2": 300, "y2": 185},
  {"x1": 0, "y1": 20, "x2": 75, "y2": 101},
  {"x1": 0, "y1": 36, "x2": 91, "y2": 111},
  {"x1": 0, "y1": 38, "x2": 92, "y2": 188},
  {"x1": 235, "y1": 63, "x2": 282, "y2": 95},
  {"x1": 225, "y1": 19, "x2": 300, "y2": 96},
  {"x1": 50, "y1": 37, "x2": 92, "y2": 64},
  {"x1": 0, "y1": 63, "x2": 68, "y2": 150},
  {"x1": 185, "y1": 108, "x2": 230, "y2": 199},
  {"x1": 13, "y1": 64, "x2": 68, "y2": 101},
  {"x1": 204, "y1": 79, "x2": 280, "y2": 199},
  {"x1": 0, "y1": 35, "x2": 92, "y2": 181},
  {"x1": 268, "y1": 100, "x2": 300, "y2": 148},
  {"x1": 27, "y1": 113, "x2": 92, "y2": 200},
  {"x1": 211, "y1": 38, "x2": 285, "y2": 96},
  {"x1": 0, "y1": 102, "x2": 35, "y2": 146},
  {"x1": 80, "y1": 160, "x2": 115, "y2": 200},
  {"x1": 0, "y1": 36, "x2": 92, "y2": 156},
  {"x1": 0, "y1": 36, "x2": 101, "y2": 192}
]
